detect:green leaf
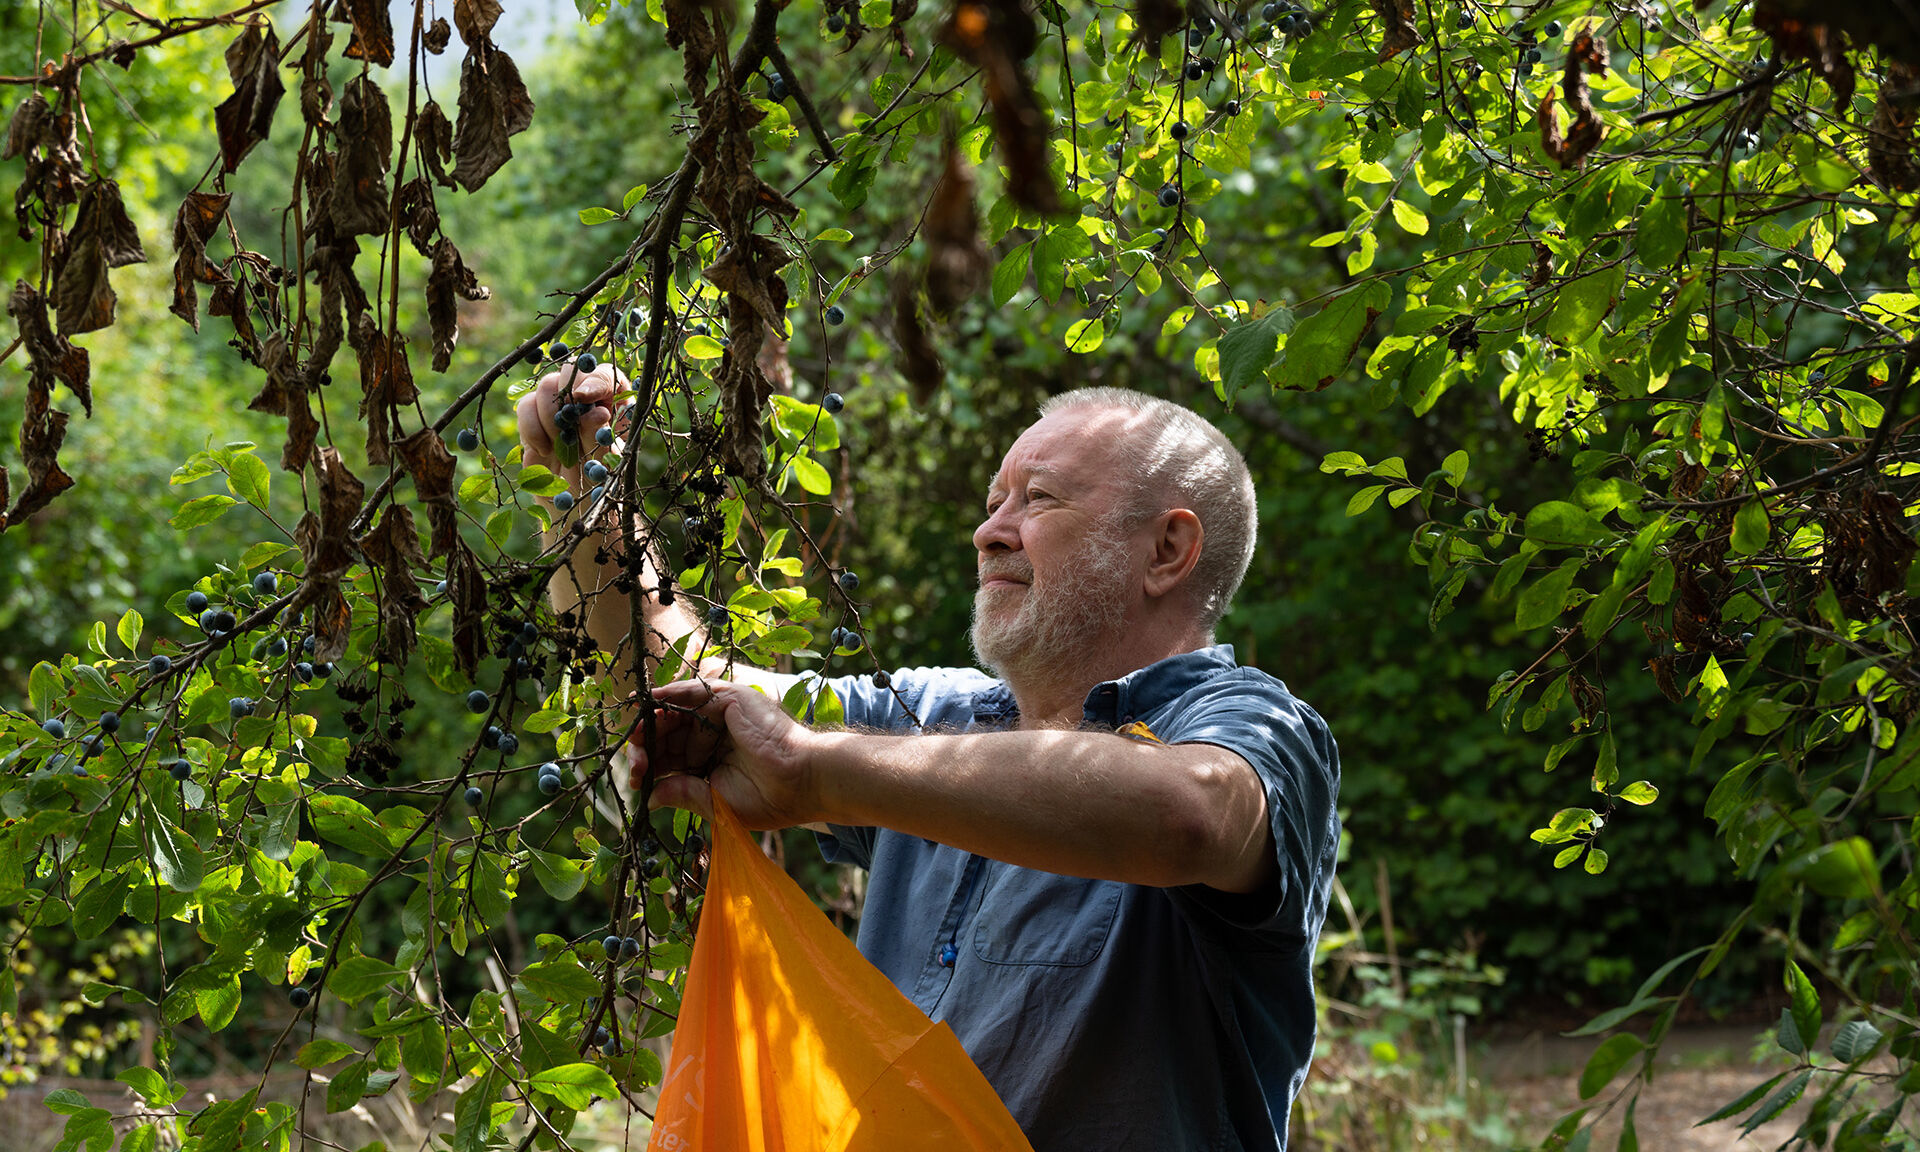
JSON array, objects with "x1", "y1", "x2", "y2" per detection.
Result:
[
  {"x1": 1217, "y1": 306, "x2": 1295, "y2": 400},
  {"x1": 1275, "y1": 280, "x2": 1390, "y2": 391},
  {"x1": 519, "y1": 958, "x2": 602, "y2": 1004},
  {"x1": 1790, "y1": 837, "x2": 1879, "y2": 899},
  {"x1": 226, "y1": 451, "x2": 270, "y2": 508},
  {"x1": 1583, "y1": 847, "x2": 1609, "y2": 874},
  {"x1": 1616, "y1": 781, "x2": 1658, "y2": 805},
  {"x1": 148, "y1": 816, "x2": 204, "y2": 893},
  {"x1": 117, "y1": 609, "x2": 143, "y2": 653},
  {"x1": 526, "y1": 847, "x2": 586, "y2": 901},
  {"x1": 194, "y1": 974, "x2": 242, "y2": 1032},
  {"x1": 1785, "y1": 962, "x2": 1821, "y2": 1058},
  {"x1": 1526, "y1": 501, "x2": 1609, "y2": 547},
  {"x1": 296, "y1": 1040, "x2": 359, "y2": 1069},
  {"x1": 30, "y1": 660, "x2": 62, "y2": 718},
  {"x1": 1063, "y1": 317, "x2": 1106, "y2": 353},
  {"x1": 1740, "y1": 1069, "x2": 1811, "y2": 1135},
  {"x1": 452, "y1": 1071, "x2": 501, "y2": 1152},
  {"x1": 1775, "y1": 1006, "x2": 1805, "y2": 1056},
  {"x1": 326, "y1": 1061, "x2": 371, "y2": 1113},
  {"x1": 1546, "y1": 266, "x2": 1625, "y2": 346},
  {"x1": 523, "y1": 710, "x2": 571, "y2": 734},
  {"x1": 791, "y1": 454, "x2": 833, "y2": 495},
  {"x1": 1516, "y1": 559, "x2": 1583, "y2": 630},
  {"x1": 1565, "y1": 996, "x2": 1666, "y2": 1038},
  {"x1": 1830, "y1": 1019, "x2": 1883, "y2": 1064},
  {"x1": 1441, "y1": 449, "x2": 1468, "y2": 487},
  {"x1": 991, "y1": 243, "x2": 1031, "y2": 307},
  {"x1": 1346, "y1": 485, "x2": 1385, "y2": 517},
  {"x1": 114, "y1": 1067, "x2": 178, "y2": 1105},
  {"x1": 328, "y1": 956, "x2": 405, "y2": 1004},
  {"x1": 683, "y1": 334, "x2": 726, "y2": 360},
  {"x1": 1730, "y1": 500, "x2": 1770, "y2": 555},
  {"x1": 1390, "y1": 199, "x2": 1428, "y2": 235},
  {"x1": 577, "y1": 206, "x2": 618, "y2": 225},
  {"x1": 170, "y1": 494, "x2": 238, "y2": 530},
  {"x1": 530, "y1": 1063, "x2": 619, "y2": 1110},
  {"x1": 621, "y1": 184, "x2": 649, "y2": 211},
  {"x1": 1578, "y1": 1033, "x2": 1642, "y2": 1099},
  {"x1": 1636, "y1": 184, "x2": 1687, "y2": 267}
]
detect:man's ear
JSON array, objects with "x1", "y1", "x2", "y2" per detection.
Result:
[{"x1": 1143, "y1": 508, "x2": 1203, "y2": 599}]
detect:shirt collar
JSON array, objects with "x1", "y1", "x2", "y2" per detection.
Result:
[{"x1": 966, "y1": 644, "x2": 1240, "y2": 728}]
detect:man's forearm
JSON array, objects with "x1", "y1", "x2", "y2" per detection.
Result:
[{"x1": 807, "y1": 727, "x2": 1273, "y2": 891}]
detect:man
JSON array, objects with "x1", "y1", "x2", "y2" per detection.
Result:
[{"x1": 517, "y1": 374, "x2": 1341, "y2": 1151}]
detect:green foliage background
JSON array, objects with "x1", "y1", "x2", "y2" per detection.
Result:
[{"x1": 3, "y1": 0, "x2": 1917, "y2": 1147}]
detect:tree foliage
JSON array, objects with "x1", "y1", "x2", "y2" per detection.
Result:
[{"x1": 3, "y1": 0, "x2": 1920, "y2": 1147}]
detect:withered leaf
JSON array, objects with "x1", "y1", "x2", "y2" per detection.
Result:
[
  {"x1": 396, "y1": 425, "x2": 460, "y2": 558},
  {"x1": 447, "y1": 542, "x2": 486, "y2": 676},
  {"x1": 246, "y1": 329, "x2": 293, "y2": 416},
  {"x1": 1539, "y1": 31, "x2": 1609, "y2": 170},
  {"x1": 208, "y1": 278, "x2": 259, "y2": 358},
  {"x1": 301, "y1": 72, "x2": 332, "y2": 129},
  {"x1": 1869, "y1": 61, "x2": 1919, "y2": 193},
  {"x1": 1374, "y1": 0, "x2": 1422, "y2": 62},
  {"x1": 2, "y1": 294, "x2": 77, "y2": 528},
  {"x1": 71, "y1": 179, "x2": 145, "y2": 267},
  {"x1": 53, "y1": 228, "x2": 116, "y2": 336},
  {"x1": 351, "y1": 319, "x2": 418, "y2": 465},
  {"x1": 2, "y1": 94, "x2": 50, "y2": 162},
  {"x1": 247, "y1": 329, "x2": 319, "y2": 472},
  {"x1": 424, "y1": 16, "x2": 452, "y2": 54},
  {"x1": 214, "y1": 21, "x2": 285, "y2": 174},
  {"x1": 310, "y1": 446, "x2": 364, "y2": 576},
  {"x1": 940, "y1": 0, "x2": 1058, "y2": 215},
  {"x1": 425, "y1": 238, "x2": 489, "y2": 372},
  {"x1": 452, "y1": 38, "x2": 535, "y2": 192},
  {"x1": 9, "y1": 279, "x2": 92, "y2": 413},
  {"x1": 892, "y1": 286, "x2": 945, "y2": 406},
  {"x1": 399, "y1": 177, "x2": 440, "y2": 255},
  {"x1": 454, "y1": 0, "x2": 504, "y2": 46},
  {"x1": 923, "y1": 141, "x2": 990, "y2": 317},
  {"x1": 336, "y1": 0, "x2": 396, "y2": 68},
  {"x1": 169, "y1": 191, "x2": 232, "y2": 329},
  {"x1": 331, "y1": 76, "x2": 393, "y2": 237},
  {"x1": 1128, "y1": 0, "x2": 1182, "y2": 46},
  {"x1": 363, "y1": 504, "x2": 428, "y2": 664},
  {"x1": 661, "y1": 0, "x2": 722, "y2": 99},
  {"x1": 416, "y1": 102, "x2": 456, "y2": 189}
]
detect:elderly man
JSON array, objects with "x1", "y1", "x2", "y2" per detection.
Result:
[{"x1": 518, "y1": 376, "x2": 1341, "y2": 1151}]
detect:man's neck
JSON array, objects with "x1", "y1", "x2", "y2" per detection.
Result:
[{"x1": 1005, "y1": 633, "x2": 1213, "y2": 729}]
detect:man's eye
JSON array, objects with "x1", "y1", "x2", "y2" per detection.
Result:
[{"x1": 1027, "y1": 490, "x2": 1051, "y2": 502}]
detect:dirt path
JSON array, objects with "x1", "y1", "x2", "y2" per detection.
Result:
[{"x1": 1487, "y1": 1024, "x2": 1845, "y2": 1150}]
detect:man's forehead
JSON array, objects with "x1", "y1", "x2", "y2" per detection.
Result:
[{"x1": 988, "y1": 407, "x2": 1137, "y2": 492}]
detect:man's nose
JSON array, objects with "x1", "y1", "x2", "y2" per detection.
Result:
[{"x1": 973, "y1": 504, "x2": 1020, "y2": 554}]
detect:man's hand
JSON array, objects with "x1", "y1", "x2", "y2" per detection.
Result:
[
  {"x1": 514, "y1": 362, "x2": 625, "y2": 488},
  {"x1": 633, "y1": 678, "x2": 819, "y2": 830}
]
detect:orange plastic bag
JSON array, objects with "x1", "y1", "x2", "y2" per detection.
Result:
[{"x1": 647, "y1": 797, "x2": 1035, "y2": 1152}]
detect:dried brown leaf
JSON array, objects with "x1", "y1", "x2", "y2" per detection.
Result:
[
  {"x1": 351, "y1": 319, "x2": 417, "y2": 465},
  {"x1": 1373, "y1": 0, "x2": 1422, "y2": 62},
  {"x1": 8, "y1": 279, "x2": 92, "y2": 413},
  {"x1": 416, "y1": 102, "x2": 457, "y2": 189},
  {"x1": 208, "y1": 279, "x2": 258, "y2": 357},
  {"x1": 446, "y1": 542, "x2": 487, "y2": 676},
  {"x1": 892, "y1": 287, "x2": 945, "y2": 405},
  {"x1": 169, "y1": 191, "x2": 232, "y2": 329},
  {"x1": 331, "y1": 76, "x2": 393, "y2": 236},
  {"x1": 424, "y1": 16, "x2": 452, "y2": 54},
  {"x1": 72, "y1": 179, "x2": 145, "y2": 267},
  {"x1": 364, "y1": 504, "x2": 428, "y2": 664},
  {"x1": 1539, "y1": 30, "x2": 1609, "y2": 170},
  {"x1": 425, "y1": 238, "x2": 489, "y2": 372},
  {"x1": 924, "y1": 141, "x2": 990, "y2": 316},
  {"x1": 397, "y1": 425, "x2": 461, "y2": 558},
  {"x1": 452, "y1": 38, "x2": 535, "y2": 192},
  {"x1": 337, "y1": 0, "x2": 396, "y2": 68},
  {"x1": 6, "y1": 374, "x2": 74, "y2": 527},
  {"x1": 52, "y1": 229, "x2": 115, "y2": 336},
  {"x1": 214, "y1": 21, "x2": 285, "y2": 174},
  {"x1": 1869, "y1": 61, "x2": 1919, "y2": 192},
  {"x1": 941, "y1": 0, "x2": 1057, "y2": 215},
  {"x1": 454, "y1": 0, "x2": 504, "y2": 46},
  {"x1": 310, "y1": 447, "x2": 364, "y2": 576},
  {"x1": 398, "y1": 177, "x2": 440, "y2": 255},
  {"x1": 2, "y1": 94, "x2": 49, "y2": 162}
]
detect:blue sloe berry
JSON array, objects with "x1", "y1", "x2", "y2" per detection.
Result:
[
  {"x1": 186, "y1": 590, "x2": 209, "y2": 613},
  {"x1": 289, "y1": 986, "x2": 312, "y2": 1008},
  {"x1": 457, "y1": 428, "x2": 480, "y2": 451},
  {"x1": 824, "y1": 304, "x2": 845, "y2": 326},
  {"x1": 100, "y1": 711, "x2": 121, "y2": 734},
  {"x1": 603, "y1": 935, "x2": 622, "y2": 960},
  {"x1": 482, "y1": 726, "x2": 501, "y2": 750},
  {"x1": 576, "y1": 353, "x2": 598, "y2": 374},
  {"x1": 465, "y1": 786, "x2": 484, "y2": 806},
  {"x1": 313, "y1": 662, "x2": 333, "y2": 678},
  {"x1": 149, "y1": 655, "x2": 172, "y2": 676},
  {"x1": 169, "y1": 759, "x2": 192, "y2": 781},
  {"x1": 554, "y1": 491, "x2": 576, "y2": 513},
  {"x1": 498, "y1": 733, "x2": 519, "y2": 756},
  {"x1": 253, "y1": 572, "x2": 277, "y2": 595},
  {"x1": 467, "y1": 690, "x2": 490, "y2": 714},
  {"x1": 838, "y1": 571, "x2": 859, "y2": 591},
  {"x1": 585, "y1": 461, "x2": 609, "y2": 484},
  {"x1": 823, "y1": 392, "x2": 845, "y2": 414},
  {"x1": 42, "y1": 718, "x2": 65, "y2": 739},
  {"x1": 548, "y1": 341, "x2": 570, "y2": 361},
  {"x1": 595, "y1": 425, "x2": 615, "y2": 447}
]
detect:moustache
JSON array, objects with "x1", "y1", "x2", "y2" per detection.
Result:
[{"x1": 978, "y1": 557, "x2": 1033, "y2": 586}]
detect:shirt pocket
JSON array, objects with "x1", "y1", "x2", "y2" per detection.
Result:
[{"x1": 970, "y1": 865, "x2": 1123, "y2": 967}]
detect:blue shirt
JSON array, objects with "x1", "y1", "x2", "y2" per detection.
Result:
[{"x1": 818, "y1": 645, "x2": 1341, "y2": 1151}]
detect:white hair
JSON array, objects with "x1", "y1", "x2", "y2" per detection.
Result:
[{"x1": 1037, "y1": 387, "x2": 1257, "y2": 634}]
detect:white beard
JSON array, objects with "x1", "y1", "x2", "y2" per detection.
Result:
[{"x1": 970, "y1": 519, "x2": 1134, "y2": 689}]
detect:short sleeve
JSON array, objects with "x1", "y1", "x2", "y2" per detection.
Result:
[{"x1": 1160, "y1": 673, "x2": 1341, "y2": 946}]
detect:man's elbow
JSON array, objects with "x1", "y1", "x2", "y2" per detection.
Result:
[{"x1": 1161, "y1": 752, "x2": 1274, "y2": 893}]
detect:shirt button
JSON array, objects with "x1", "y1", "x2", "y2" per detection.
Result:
[
  {"x1": 939, "y1": 943, "x2": 958, "y2": 967},
  {"x1": 1122, "y1": 714, "x2": 1134, "y2": 724}
]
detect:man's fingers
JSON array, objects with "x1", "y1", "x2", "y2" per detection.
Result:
[{"x1": 646, "y1": 773, "x2": 714, "y2": 821}]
